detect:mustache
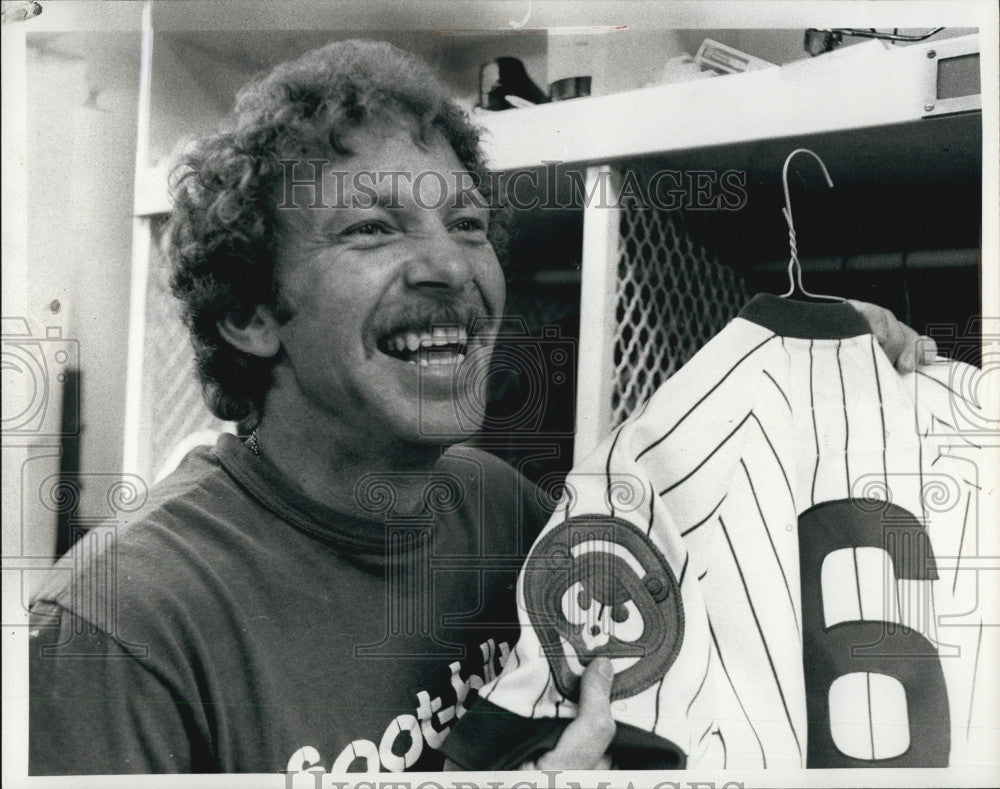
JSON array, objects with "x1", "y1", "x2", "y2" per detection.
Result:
[{"x1": 371, "y1": 293, "x2": 496, "y2": 337}]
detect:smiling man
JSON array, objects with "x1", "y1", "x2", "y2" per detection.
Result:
[
  {"x1": 28, "y1": 39, "x2": 932, "y2": 775},
  {"x1": 220, "y1": 122, "x2": 507, "y2": 517},
  {"x1": 27, "y1": 39, "x2": 608, "y2": 776}
]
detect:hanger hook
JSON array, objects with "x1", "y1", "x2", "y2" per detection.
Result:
[
  {"x1": 779, "y1": 148, "x2": 841, "y2": 301},
  {"x1": 782, "y1": 148, "x2": 834, "y2": 232}
]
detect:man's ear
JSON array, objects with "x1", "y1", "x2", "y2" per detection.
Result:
[{"x1": 217, "y1": 306, "x2": 282, "y2": 358}]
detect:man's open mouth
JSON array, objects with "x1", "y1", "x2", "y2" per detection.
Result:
[{"x1": 376, "y1": 325, "x2": 470, "y2": 366}]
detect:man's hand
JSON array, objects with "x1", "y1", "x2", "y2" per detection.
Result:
[
  {"x1": 525, "y1": 657, "x2": 616, "y2": 770},
  {"x1": 848, "y1": 300, "x2": 938, "y2": 374},
  {"x1": 441, "y1": 658, "x2": 616, "y2": 772}
]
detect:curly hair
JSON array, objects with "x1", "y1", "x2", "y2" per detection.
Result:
[{"x1": 165, "y1": 39, "x2": 507, "y2": 426}]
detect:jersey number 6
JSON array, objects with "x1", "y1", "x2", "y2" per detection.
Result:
[{"x1": 799, "y1": 499, "x2": 949, "y2": 767}]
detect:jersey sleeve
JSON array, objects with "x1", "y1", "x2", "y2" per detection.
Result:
[
  {"x1": 29, "y1": 601, "x2": 203, "y2": 775},
  {"x1": 904, "y1": 358, "x2": 1000, "y2": 768}
]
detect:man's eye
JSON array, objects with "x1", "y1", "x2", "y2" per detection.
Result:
[
  {"x1": 452, "y1": 218, "x2": 487, "y2": 233},
  {"x1": 343, "y1": 222, "x2": 390, "y2": 237}
]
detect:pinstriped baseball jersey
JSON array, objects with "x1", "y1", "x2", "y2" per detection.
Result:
[{"x1": 439, "y1": 293, "x2": 995, "y2": 771}]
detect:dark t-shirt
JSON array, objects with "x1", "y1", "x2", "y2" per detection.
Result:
[{"x1": 29, "y1": 434, "x2": 548, "y2": 774}]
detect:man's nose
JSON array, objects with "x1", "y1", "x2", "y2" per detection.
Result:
[{"x1": 403, "y1": 231, "x2": 474, "y2": 291}]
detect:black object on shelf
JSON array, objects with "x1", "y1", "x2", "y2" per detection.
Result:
[
  {"x1": 804, "y1": 27, "x2": 945, "y2": 56},
  {"x1": 480, "y1": 57, "x2": 549, "y2": 110},
  {"x1": 550, "y1": 76, "x2": 592, "y2": 102}
]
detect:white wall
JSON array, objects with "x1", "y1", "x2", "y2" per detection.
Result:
[{"x1": 23, "y1": 30, "x2": 142, "y2": 527}]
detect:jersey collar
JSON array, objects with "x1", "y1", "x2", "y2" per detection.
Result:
[{"x1": 738, "y1": 293, "x2": 870, "y2": 340}]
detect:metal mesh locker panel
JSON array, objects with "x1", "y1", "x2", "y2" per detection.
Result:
[
  {"x1": 612, "y1": 207, "x2": 751, "y2": 427},
  {"x1": 139, "y1": 218, "x2": 229, "y2": 482}
]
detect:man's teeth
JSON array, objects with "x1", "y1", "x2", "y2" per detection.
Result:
[
  {"x1": 383, "y1": 326, "x2": 469, "y2": 364},
  {"x1": 418, "y1": 352, "x2": 466, "y2": 366}
]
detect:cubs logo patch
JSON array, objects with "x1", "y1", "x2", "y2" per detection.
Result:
[{"x1": 521, "y1": 516, "x2": 684, "y2": 701}]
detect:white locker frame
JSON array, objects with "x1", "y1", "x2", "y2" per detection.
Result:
[
  {"x1": 574, "y1": 167, "x2": 623, "y2": 461},
  {"x1": 476, "y1": 33, "x2": 984, "y2": 466},
  {"x1": 126, "y1": 33, "x2": 986, "y2": 474}
]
